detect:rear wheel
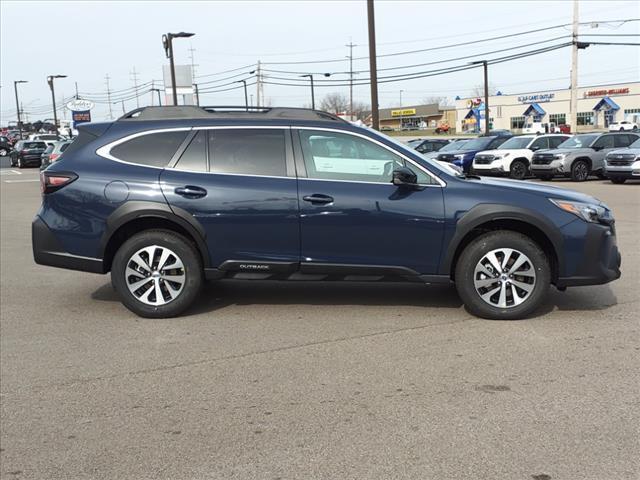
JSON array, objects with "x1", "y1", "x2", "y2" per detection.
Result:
[
  {"x1": 509, "y1": 160, "x2": 528, "y2": 180},
  {"x1": 570, "y1": 160, "x2": 589, "y2": 182},
  {"x1": 455, "y1": 231, "x2": 550, "y2": 320},
  {"x1": 611, "y1": 178, "x2": 626, "y2": 184},
  {"x1": 111, "y1": 230, "x2": 203, "y2": 318}
]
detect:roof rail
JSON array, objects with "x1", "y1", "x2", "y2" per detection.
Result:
[{"x1": 117, "y1": 106, "x2": 348, "y2": 123}]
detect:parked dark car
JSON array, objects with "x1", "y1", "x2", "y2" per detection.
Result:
[
  {"x1": 437, "y1": 135, "x2": 512, "y2": 172},
  {"x1": 10, "y1": 141, "x2": 47, "y2": 168},
  {"x1": 0, "y1": 136, "x2": 13, "y2": 157},
  {"x1": 33, "y1": 106, "x2": 620, "y2": 320},
  {"x1": 40, "y1": 140, "x2": 73, "y2": 170},
  {"x1": 408, "y1": 138, "x2": 451, "y2": 154}
]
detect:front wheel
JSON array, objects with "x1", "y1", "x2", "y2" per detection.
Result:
[
  {"x1": 570, "y1": 160, "x2": 589, "y2": 182},
  {"x1": 111, "y1": 230, "x2": 203, "y2": 318},
  {"x1": 0, "y1": 148, "x2": 7, "y2": 157},
  {"x1": 509, "y1": 160, "x2": 528, "y2": 180},
  {"x1": 455, "y1": 231, "x2": 550, "y2": 320}
]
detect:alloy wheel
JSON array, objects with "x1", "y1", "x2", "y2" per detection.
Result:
[
  {"x1": 511, "y1": 161, "x2": 526, "y2": 180},
  {"x1": 473, "y1": 248, "x2": 536, "y2": 309},
  {"x1": 125, "y1": 245, "x2": 186, "y2": 306},
  {"x1": 0, "y1": 148, "x2": 7, "y2": 157},
  {"x1": 573, "y1": 162, "x2": 589, "y2": 181}
]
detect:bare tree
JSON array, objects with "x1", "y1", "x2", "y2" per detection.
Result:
[
  {"x1": 351, "y1": 101, "x2": 370, "y2": 121},
  {"x1": 421, "y1": 95, "x2": 453, "y2": 107},
  {"x1": 319, "y1": 92, "x2": 349, "y2": 114},
  {"x1": 469, "y1": 83, "x2": 498, "y2": 98}
]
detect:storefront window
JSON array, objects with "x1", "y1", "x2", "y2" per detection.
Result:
[
  {"x1": 577, "y1": 112, "x2": 594, "y2": 126},
  {"x1": 549, "y1": 113, "x2": 566, "y2": 125},
  {"x1": 510, "y1": 116, "x2": 525, "y2": 129}
]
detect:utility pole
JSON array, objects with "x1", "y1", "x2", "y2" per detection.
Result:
[
  {"x1": 130, "y1": 66, "x2": 140, "y2": 108},
  {"x1": 14, "y1": 80, "x2": 28, "y2": 139},
  {"x1": 151, "y1": 80, "x2": 155, "y2": 106},
  {"x1": 105, "y1": 74, "x2": 113, "y2": 120},
  {"x1": 47, "y1": 74, "x2": 66, "y2": 135},
  {"x1": 569, "y1": 0, "x2": 579, "y2": 133},
  {"x1": 194, "y1": 83, "x2": 200, "y2": 106},
  {"x1": 75, "y1": 81, "x2": 79, "y2": 99},
  {"x1": 256, "y1": 60, "x2": 262, "y2": 108},
  {"x1": 482, "y1": 61, "x2": 489, "y2": 134},
  {"x1": 346, "y1": 40, "x2": 356, "y2": 119},
  {"x1": 367, "y1": 0, "x2": 379, "y2": 130},
  {"x1": 188, "y1": 44, "x2": 198, "y2": 80}
]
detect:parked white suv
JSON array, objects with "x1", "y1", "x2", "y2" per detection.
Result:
[
  {"x1": 608, "y1": 120, "x2": 638, "y2": 132},
  {"x1": 605, "y1": 136, "x2": 640, "y2": 183},
  {"x1": 472, "y1": 134, "x2": 570, "y2": 180}
]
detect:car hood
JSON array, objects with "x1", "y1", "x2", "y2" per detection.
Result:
[
  {"x1": 471, "y1": 176, "x2": 602, "y2": 204},
  {"x1": 607, "y1": 148, "x2": 640, "y2": 156},
  {"x1": 476, "y1": 148, "x2": 531, "y2": 156}
]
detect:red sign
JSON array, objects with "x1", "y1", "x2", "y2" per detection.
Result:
[{"x1": 584, "y1": 88, "x2": 629, "y2": 98}]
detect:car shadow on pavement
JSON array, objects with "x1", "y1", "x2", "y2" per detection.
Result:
[{"x1": 91, "y1": 280, "x2": 617, "y2": 318}]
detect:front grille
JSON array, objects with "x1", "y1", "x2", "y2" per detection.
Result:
[
  {"x1": 474, "y1": 155, "x2": 494, "y2": 165},
  {"x1": 438, "y1": 154, "x2": 456, "y2": 162},
  {"x1": 532, "y1": 154, "x2": 555, "y2": 165},
  {"x1": 606, "y1": 154, "x2": 636, "y2": 167}
]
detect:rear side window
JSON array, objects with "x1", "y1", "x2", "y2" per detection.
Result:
[
  {"x1": 111, "y1": 131, "x2": 188, "y2": 167},
  {"x1": 208, "y1": 129, "x2": 286, "y2": 177},
  {"x1": 593, "y1": 135, "x2": 615, "y2": 149},
  {"x1": 174, "y1": 131, "x2": 207, "y2": 172},
  {"x1": 549, "y1": 136, "x2": 567, "y2": 148}
]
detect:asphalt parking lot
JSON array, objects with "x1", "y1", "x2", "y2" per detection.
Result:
[{"x1": 1, "y1": 164, "x2": 638, "y2": 480}]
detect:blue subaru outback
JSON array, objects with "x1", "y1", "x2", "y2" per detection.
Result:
[{"x1": 33, "y1": 106, "x2": 621, "y2": 320}]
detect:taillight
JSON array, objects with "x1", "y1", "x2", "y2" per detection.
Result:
[
  {"x1": 40, "y1": 171, "x2": 78, "y2": 194},
  {"x1": 49, "y1": 153, "x2": 60, "y2": 162}
]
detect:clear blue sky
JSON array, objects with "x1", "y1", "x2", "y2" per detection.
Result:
[{"x1": 1, "y1": 0, "x2": 639, "y2": 123}]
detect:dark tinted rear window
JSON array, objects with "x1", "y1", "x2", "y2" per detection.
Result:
[
  {"x1": 209, "y1": 129, "x2": 286, "y2": 176},
  {"x1": 111, "y1": 131, "x2": 188, "y2": 167}
]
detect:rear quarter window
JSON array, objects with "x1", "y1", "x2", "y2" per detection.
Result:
[{"x1": 110, "y1": 131, "x2": 189, "y2": 167}]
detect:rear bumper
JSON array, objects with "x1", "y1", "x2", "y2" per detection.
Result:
[
  {"x1": 556, "y1": 222, "x2": 621, "y2": 287},
  {"x1": 32, "y1": 215, "x2": 104, "y2": 274}
]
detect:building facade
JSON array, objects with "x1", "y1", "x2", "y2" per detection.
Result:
[
  {"x1": 454, "y1": 82, "x2": 640, "y2": 133},
  {"x1": 374, "y1": 104, "x2": 455, "y2": 130}
]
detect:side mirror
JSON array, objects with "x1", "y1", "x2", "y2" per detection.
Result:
[
  {"x1": 392, "y1": 166, "x2": 418, "y2": 187},
  {"x1": 530, "y1": 146, "x2": 540, "y2": 151}
]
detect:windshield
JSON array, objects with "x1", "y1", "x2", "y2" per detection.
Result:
[
  {"x1": 440, "y1": 139, "x2": 469, "y2": 152},
  {"x1": 460, "y1": 137, "x2": 493, "y2": 151},
  {"x1": 498, "y1": 137, "x2": 533, "y2": 149},
  {"x1": 557, "y1": 134, "x2": 598, "y2": 149}
]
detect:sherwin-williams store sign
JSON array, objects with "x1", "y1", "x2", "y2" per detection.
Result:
[{"x1": 391, "y1": 108, "x2": 416, "y2": 117}]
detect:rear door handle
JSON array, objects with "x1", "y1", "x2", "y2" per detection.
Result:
[
  {"x1": 175, "y1": 185, "x2": 207, "y2": 199},
  {"x1": 303, "y1": 194, "x2": 334, "y2": 204}
]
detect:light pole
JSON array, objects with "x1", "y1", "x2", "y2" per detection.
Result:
[
  {"x1": 47, "y1": 75, "x2": 66, "y2": 135},
  {"x1": 300, "y1": 73, "x2": 331, "y2": 110},
  {"x1": 235, "y1": 79, "x2": 249, "y2": 111},
  {"x1": 162, "y1": 32, "x2": 195, "y2": 106},
  {"x1": 469, "y1": 60, "x2": 489, "y2": 135},
  {"x1": 13, "y1": 80, "x2": 28, "y2": 139}
]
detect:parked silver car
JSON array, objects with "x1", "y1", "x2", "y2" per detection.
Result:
[
  {"x1": 604, "y1": 136, "x2": 640, "y2": 184},
  {"x1": 531, "y1": 132, "x2": 639, "y2": 181}
]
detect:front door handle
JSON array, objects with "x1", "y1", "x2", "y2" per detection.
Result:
[
  {"x1": 303, "y1": 194, "x2": 334, "y2": 204},
  {"x1": 175, "y1": 185, "x2": 207, "y2": 199}
]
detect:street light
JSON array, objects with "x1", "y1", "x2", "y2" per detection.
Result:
[
  {"x1": 13, "y1": 80, "x2": 28, "y2": 139},
  {"x1": 469, "y1": 60, "x2": 489, "y2": 135},
  {"x1": 235, "y1": 79, "x2": 249, "y2": 111},
  {"x1": 300, "y1": 73, "x2": 331, "y2": 110},
  {"x1": 162, "y1": 32, "x2": 195, "y2": 106},
  {"x1": 47, "y1": 75, "x2": 67, "y2": 135}
]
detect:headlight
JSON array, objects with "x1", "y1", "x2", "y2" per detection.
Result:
[
  {"x1": 493, "y1": 153, "x2": 509, "y2": 159},
  {"x1": 454, "y1": 154, "x2": 465, "y2": 161},
  {"x1": 553, "y1": 154, "x2": 566, "y2": 160},
  {"x1": 549, "y1": 198, "x2": 611, "y2": 223}
]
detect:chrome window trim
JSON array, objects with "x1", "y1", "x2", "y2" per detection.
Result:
[{"x1": 294, "y1": 126, "x2": 446, "y2": 187}]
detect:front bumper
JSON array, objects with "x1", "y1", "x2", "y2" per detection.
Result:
[
  {"x1": 531, "y1": 162, "x2": 567, "y2": 176},
  {"x1": 556, "y1": 221, "x2": 621, "y2": 287},
  {"x1": 32, "y1": 215, "x2": 104, "y2": 273}
]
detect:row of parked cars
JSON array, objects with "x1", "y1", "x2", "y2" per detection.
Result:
[
  {"x1": 4, "y1": 134, "x2": 72, "y2": 170},
  {"x1": 408, "y1": 131, "x2": 640, "y2": 184}
]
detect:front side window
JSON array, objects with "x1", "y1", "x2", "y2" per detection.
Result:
[
  {"x1": 593, "y1": 135, "x2": 615, "y2": 149},
  {"x1": 110, "y1": 131, "x2": 188, "y2": 167},
  {"x1": 208, "y1": 129, "x2": 286, "y2": 177},
  {"x1": 499, "y1": 137, "x2": 533, "y2": 150},
  {"x1": 530, "y1": 137, "x2": 550, "y2": 150},
  {"x1": 299, "y1": 130, "x2": 403, "y2": 183}
]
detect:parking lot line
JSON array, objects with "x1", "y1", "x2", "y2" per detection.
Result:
[{"x1": 4, "y1": 179, "x2": 40, "y2": 183}]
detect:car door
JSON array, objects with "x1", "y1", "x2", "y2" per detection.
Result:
[
  {"x1": 160, "y1": 127, "x2": 300, "y2": 272},
  {"x1": 294, "y1": 128, "x2": 445, "y2": 275},
  {"x1": 591, "y1": 134, "x2": 616, "y2": 171},
  {"x1": 529, "y1": 137, "x2": 549, "y2": 153}
]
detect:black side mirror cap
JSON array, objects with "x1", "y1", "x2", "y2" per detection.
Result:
[{"x1": 392, "y1": 166, "x2": 418, "y2": 187}]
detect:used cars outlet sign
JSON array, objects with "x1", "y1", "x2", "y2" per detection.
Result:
[{"x1": 517, "y1": 93, "x2": 555, "y2": 103}]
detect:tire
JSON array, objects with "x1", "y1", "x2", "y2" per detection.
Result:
[
  {"x1": 611, "y1": 178, "x2": 626, "y2": 184},
  {"x1": 454, "y1": 231, "x2": 550, "y2": 320},
  {"x1": 111, "y1": 229, "x2": 203, "y2": 318},
  {"x1": 570, "y1": 160, "x2": 589, "y2": 182},
  {"x1": 0, "y1": 148, "x2": 7, "y2": 157},
  {"x1": 17, "y1": 158, "x2": 23, "y2": 169},
  {"x1": 509, "y1": 160, "x2": 528, "y2": 180}
]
